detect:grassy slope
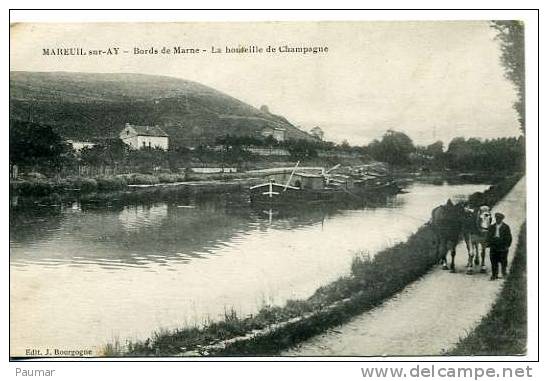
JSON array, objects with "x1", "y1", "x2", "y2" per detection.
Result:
[
  {"x1": 450, "y1": 223, "x2": 527, "y2": 356},
  {"x1": 9, "y1": 71, "x2": 313, "y2": 144}
]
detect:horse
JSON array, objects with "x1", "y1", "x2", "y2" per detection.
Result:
[
  {"x1": 431, "y1": 199, "x2": 462, "y2": 272},
  {"x1": 462, "y1": 205, "x2": 492, "y2": 274}
]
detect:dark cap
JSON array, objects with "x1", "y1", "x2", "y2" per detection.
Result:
[{"x1": 494, "y1": 212, "x2": 505, "y2": 219}]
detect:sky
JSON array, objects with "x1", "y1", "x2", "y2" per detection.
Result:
[{"x1": 10, "y1": 21, "x2": 521, "y2": 146}]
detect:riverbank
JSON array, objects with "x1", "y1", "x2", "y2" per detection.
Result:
[
  {"x1": 9, "y1": 173, "x2": 187, "y2": 197},
  {"x1": 450, "y1": 223, "x2": 527, "y2": 356},
  {"x1": 10, "y1": 166, "x2": 514, "y2": 199},
  {"x1": 103, "y1": 173, "x2": 522, "y2": 357},
  {"x1": 8, "y1": 157, "x2": 350, "y2": 197}
]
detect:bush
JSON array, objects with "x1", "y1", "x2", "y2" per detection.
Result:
[
  {"x1": 158, "y1": 173, "x2": 186, "y2": 183},
  {"x1": 95, "y1": 176, "x2": 128, "y2": 191},
  {"x1": 115, "y1": 174, "x2": 132, "y2": 182},
  {"x1": 24, "y1": 172, "x2": 47, "y2": 180},
  {"x1": 10, "y1": 179, "x2": 53, "y2": 196},
  {"x1": 117, "y1": 173, "x2": 159, "y2": 185},
  {"x1": 66, "y1": 177, "x2": 98, "y2": 192},
  {"x1": 467, "y1": 173, "x2": 522, "y2": 208}
]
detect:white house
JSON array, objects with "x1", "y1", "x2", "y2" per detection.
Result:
[
  {"x1": 67, "y1": 140, "x2": 96, "y2": 152},
  {"x1": 261, "y1": 126, "x2": 286, "y2": 142},
  {"x1": 120, "y1": 123, "x2": 169, "y2": 150},
  {"x1": 310, "y1": 126, "x2": 324, "y2": 141}
]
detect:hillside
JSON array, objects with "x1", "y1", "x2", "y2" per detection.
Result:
[{"x1": 9, "y1": 71, "x2": 314, "y2": 146}]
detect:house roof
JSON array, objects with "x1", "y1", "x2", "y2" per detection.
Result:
[{"x1": 126, "y1": 123, "x2": 169, "y2": 137}]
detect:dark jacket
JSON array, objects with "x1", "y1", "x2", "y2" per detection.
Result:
[{"x1": 487, "y1": 222, "x2": 512, "y2": 251}]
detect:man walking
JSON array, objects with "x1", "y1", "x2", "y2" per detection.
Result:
[{"x1": 486, "y1": 212, "x2": 513, "y2": 280}]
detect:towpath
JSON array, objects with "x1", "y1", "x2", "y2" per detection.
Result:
[{"x1": 283, "y1": 178, "x2": 526, "y2": 356}]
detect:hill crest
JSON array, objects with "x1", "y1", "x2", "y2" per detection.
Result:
[{"x1": 9, "y1": 71, "x2": 314, "y2": 146}]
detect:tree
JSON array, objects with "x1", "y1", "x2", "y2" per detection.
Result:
[
  {"x1": 80, "y1": 139, "x2": 127, "y2": 167},
  {"x1": 425, "y1": 141, "x2": 444, "y2": 157},
  {"x1": 80, "y1": 145, "x2": 105, "y2": 167},
  {"x1": 125, "y1": 147, "x2": 168, "y2": 172},
  {"x1": 445, "y1": 136, "x2": 524, "y2": 172},
  {"x1": 339, "y1": 139, "x2": 351, "y2": 151},
  {"x1": 286, "y1": 139, "x2": 318, "y2": 160},
  {"x1": 167, "y1": 145, "x2": 192, "y2": 170},
  {"x1": 367, "y1": 130, "x2": 415, "y2": 165},
  {"x1": 9, "y1": 120, "x2": 73, "y2": 171},
  {"x1": 264, "y1": 135, "x2": 277, "y2": 147},
  {"x1": 491, "y1": 21, "x2": 525, "y2": 133},
  {"x1": 446, "y1": 137, "x2": 476, "y2": 169}
]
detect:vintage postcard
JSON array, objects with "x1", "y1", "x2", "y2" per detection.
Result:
[{"x1": 9, "y1": 20, "x2": 529, "y2": 359}]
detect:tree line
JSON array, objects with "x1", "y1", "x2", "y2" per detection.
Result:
[
  {"x1": 365, "y1": 130, "x2": 524, "y2": 173},
  {"x1": 10, "y1": 119, "x2": 524, "y2": 177}
]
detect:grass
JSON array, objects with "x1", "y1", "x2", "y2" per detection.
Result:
[
  {"x1": 450, "y1": 223, "x2": 527, "y2": 356},
  {"x1": 105, "y1": 173, "x2": 523, "y2": 357}
]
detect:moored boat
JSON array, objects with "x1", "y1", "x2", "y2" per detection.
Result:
[{"x1": 249, "y1": 162, "x2": 401, "y2": 205}]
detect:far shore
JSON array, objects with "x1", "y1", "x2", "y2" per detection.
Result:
[{"x1": 9, "y1": 167, "x2": 509, "y2": 200}]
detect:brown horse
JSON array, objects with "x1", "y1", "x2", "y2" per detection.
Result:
[{"x1": 431, "y1": 199, "x2": 462, "y2": 272}]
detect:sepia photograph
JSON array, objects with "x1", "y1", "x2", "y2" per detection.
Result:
[{"x1": 9, "y1": 19, "x2": 530, "y2": 359}]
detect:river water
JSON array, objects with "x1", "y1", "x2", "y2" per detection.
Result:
[{"x1": 9, "y1": 181, "x2": 488, "y2": 356}]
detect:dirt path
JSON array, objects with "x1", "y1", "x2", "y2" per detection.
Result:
[{"x1": 283, "y1": 178, "x2": 526, "y2": 356}]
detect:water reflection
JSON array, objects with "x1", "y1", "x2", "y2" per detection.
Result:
[
  {"x1": 10, "y1": 189, "x2": 401, "y2": 269},
  {"x1": 9, "y1": 182, "x2": 489, "y2": 356},
  {"x1": 118, "y1": 204, "x2": 169, "y2": 231},
  {"x1": 9, "y1": 204, "x2": 64, "y2": 245}
]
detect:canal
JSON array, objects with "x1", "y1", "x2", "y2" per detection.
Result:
[{"x1": 9, "y1": 181, "x2": 489, "y2": 356}]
